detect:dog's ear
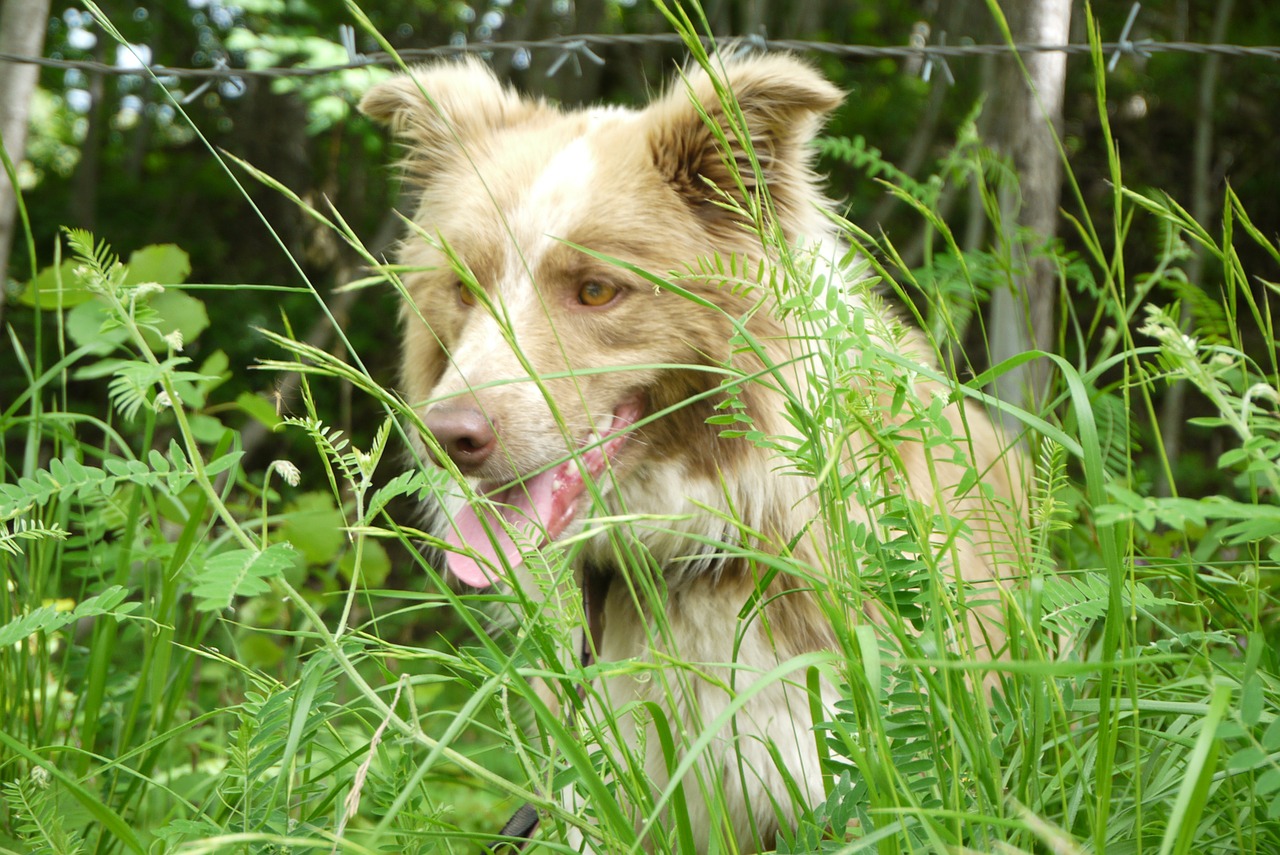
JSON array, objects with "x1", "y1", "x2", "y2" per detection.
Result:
[
  {"x1": 647, "y1": 54, "x2": 842, "y2": 237},
  {"x1": 359, "y1": 58, "x2": 543, "y2": 178}
]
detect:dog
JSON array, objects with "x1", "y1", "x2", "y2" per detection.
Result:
[{"x1": 360, "y1": 54, "x2": 1026, "y2": 852}]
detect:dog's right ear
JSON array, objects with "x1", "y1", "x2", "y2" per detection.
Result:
[
  {"x1": 359, "y1": 59, "x2": 541, "y2": 175},
  {"x1": 646, "y1": 54, "x2": 842, "y2": 240}
]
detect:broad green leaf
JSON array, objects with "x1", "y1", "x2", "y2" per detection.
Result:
[
  {"x1": 16, "y1": 259, "x2": 95, "y2": 308},
  {"x1": 187, "y1": 413, "x2": 228, "y2": 444},
  {"x1": 206, "y1": 450, "x2": 245, "y2": 478},
  {"x1": 236, "y1": 390, "x2": 283, "y2": 429},
  {"x1": 122, "y1": 244, "x2": 191, "y2": 287},
  {"x1": 279, "y1": 492, "x2": 345, "y2": 565},
  {"x1": 66, "y1": 298, "x2": 129, "y2": 353},
  {"x1": 141, "y1": 289, "x2": 210, "y2": 351},
  {"x1": 1242, "y1": 677, "x2": 1264, "y2": 726},
  {"x1": 239, "y1": 633, "x2": 285, "y2": 669},
  {"x1": 338, "y1": 538, "x2": 390, "y2": 587},
  {"x1": 1263, "y1": 717, "x2": 1280, "y2": 751},
  {"x1": 1225, "y1": 746, "x2": 1265, "y2": 771},
  {"x1": 197, "y1": 350, "x2": 231, "y2": 396}
]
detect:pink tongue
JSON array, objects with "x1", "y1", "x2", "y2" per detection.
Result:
[
  {"x1": 443, "y1": 407, "x2": 638, "y2": 588},
  {"x1": 444, "y1": 468, "x2": 563, "y2": 589}
]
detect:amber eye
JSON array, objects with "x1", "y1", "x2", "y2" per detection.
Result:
[
  {"x1": 457, "y1": 281, "x2": 477, "y2": 307},
  {"x1": 578, "y1": 281, "x2": 619, "y2": 307}
]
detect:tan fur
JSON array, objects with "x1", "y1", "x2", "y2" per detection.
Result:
[{"x1": 361, "y1": 55, "x2": 1025, "y2": 852}]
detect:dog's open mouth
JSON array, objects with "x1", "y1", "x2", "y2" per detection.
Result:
[{"x1": 443, "y1": 398, "x2": 643, "y2": 588}]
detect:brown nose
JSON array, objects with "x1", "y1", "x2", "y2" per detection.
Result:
[{"x1": 424, "y1": 405, "x2": 498, "y2": 473}]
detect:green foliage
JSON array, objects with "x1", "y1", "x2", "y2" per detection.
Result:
[
  {"x1": 191, "y1": 544, "x2": 297, "y2": 612},
  {"x1": 1, "y1": 225, "x2": 493, "y2": 852},
  {"x1": 0, "y1": 586, "x2": 137, "y2": 648},
  {"x1": 3, "y1": 772, "x2": 84, "y2": 855},
  {"x1": 777, "y1": 42, "x2": 1280, "y2": 853},
  {"x1": 224, "y1": 27, "x2": 392, "y2": 135},
  {"x1": 817, "y1": 133, "x2": 943, "y2": 207},
  {"x1": 3, "y1": 3, "x2": 1280, "y2": 854}
]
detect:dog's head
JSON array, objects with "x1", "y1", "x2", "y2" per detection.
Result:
[{"x1": 360, "y1": 55, "x2": 841, "y2": 588}]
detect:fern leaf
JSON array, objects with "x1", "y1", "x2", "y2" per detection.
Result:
[
  {"x1": 1159, "y1": 273, "x2": 1232, "y2": 344},
  {"x1": 816, "y1": 135, "x2": 939, "y2": 205},
  {"x1": 0, "y1": 586, "x2": 138, "y2": 648},
  {"x1": 1039, "y1": 574, "x2": 1185, "y2": 636},
  {"x1": 281, "y1": 417, "x2": 357, "y2": 482},
  {"x1": 1091, "y1": 392, "x2": 1141, "y2": 477},
  {"x1": 64, "y1": 227, "x2": 120, "y2": 284},
  {"x1": 191, "y1": 544, "x2": 296, "y2": 611},
  {"x1": 3, "y1": 776, "x2": 84, "y2": 854},
  {"x1": 0, "y1": 518, "x2": 68, "y2": 556}
]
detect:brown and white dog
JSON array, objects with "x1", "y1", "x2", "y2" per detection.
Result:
[{"x1": 361, "y1": 54, "x2": 1025, "y2": 852}]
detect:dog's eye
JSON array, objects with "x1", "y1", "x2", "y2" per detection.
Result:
[
  {"x1": 457, "y1": 281, "x2": 477, "y2": 307},
  {"x1": 578, "y1": 281, "x2": 619, "y2": 307}
]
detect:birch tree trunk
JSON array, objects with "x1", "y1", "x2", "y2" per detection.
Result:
[
  {"x1": 986, "y1": 0, "x2": 1072, "y2": 425},
  {"x1": 0, "y1": 0, "x2": 51, "y2": 262},
  {"x1": 0, "y1": 0, "x2": 52, "y2": 321}
]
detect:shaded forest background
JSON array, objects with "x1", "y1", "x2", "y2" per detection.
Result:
[{"x1": 4, "y1": 0, "x2": 1277, "y2": 480}]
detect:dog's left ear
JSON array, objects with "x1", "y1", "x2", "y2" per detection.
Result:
[
  {"x1": 359, "y1": 58, "x2": 544, "y2": 183},
  {"x1": 647, "y1": 54, "x2": 843, "y2": 236}
]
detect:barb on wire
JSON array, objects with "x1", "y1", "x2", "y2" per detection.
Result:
[
  {"x1": 0, "y1": 33, "x2": 1277, "y2": 82},
  {"x1": 921, "y1": 31, "x2": 955, "y2": 86},
  {"x1": 181, "y1": 56, "x2": 224, "y2": 104},
  {"x1": 545, "y1": 39, "x2": 604, "y2": 78},
  {"x1": 338, "y1": 25, "x2": 368, "y2": 66},
  {"x1": 1109, "y1": 3, "x2": 1147, "y2": 72},
  {"x1": 740, "y1": 33, "x2": 769, "y2": 55}
]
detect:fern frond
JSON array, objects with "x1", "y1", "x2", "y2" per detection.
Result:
[
  {"x1": 1039, "y1": 574, "x2": 1185, "y2": 637},
  {"x1": 1091, "y1": 392, "x2": 1141, "y2": 477},
  {"x1": 3, "y1": 775, "x2": 85, "y2": 855},
  {"x1": 816, "y1": 134, "x2": 940, "y2": 206},
  {"x1": 190, "y1": 543, "x2": 297, "y2": 612},
  {"x1": 0, "y1": 450, "x2": 224, "y2": 521},
  {"x1": 103, "y1": 357, "x2": 210, "y2": 421},
  {"x1": 0, "y1": 457, "x2": 120, "y2": 519},
  {"x1": 1158, "y1": 274, "x2": 1232, "y2": 344},
  {"x1": 64, "y1": 226, "x2": 120, "y2": 285},
  {"x1": 281, "y1": 416, "x2": 356, "y2": 482},
  {"x1": 365, "y1": 469, "x2": 439, "y2": 520},
  {"x1": 0, "y1": 586, "x2": 138, "y2": 648},
  {"x1": 359, "y1": 416, "x2": 395, "y2": 484},
  {"x1": 1031, "y1": 440, "x2": 1072, "y2": 534},
  {"x1": 0, "y1": 518, "x2": 68, "y2": 556},
  {"x1": 678, "y1": 252, "x2": 768, "y2": 300}
]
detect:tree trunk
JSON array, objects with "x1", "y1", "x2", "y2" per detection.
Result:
[
  {"x1": 986, "y1": 0, "x2": 1071, "y2": 425},
  {"x1": 0, "y1": 0, "x2": 52, "y2": 317}
]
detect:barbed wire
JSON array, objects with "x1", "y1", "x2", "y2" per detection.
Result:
[{"x1": 0, "y1": 33, "x2": 1277, "y2": 81}]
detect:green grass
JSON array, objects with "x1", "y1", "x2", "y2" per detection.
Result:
[{"x1": 2, "y1": 3, "x2": 1280, "y2": 854}]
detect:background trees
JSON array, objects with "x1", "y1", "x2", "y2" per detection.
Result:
[{"x1": 5, "y1": 0, "x2": 1276, "y2": 467}]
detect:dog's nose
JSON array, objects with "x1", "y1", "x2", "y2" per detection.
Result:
[{"x1": 424, "y1": 405, "x2": 498, "y2": 473}]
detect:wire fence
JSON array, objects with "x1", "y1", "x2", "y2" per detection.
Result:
[{"x1": 1, "y1": 32, "x2": 1278, "y2": 82}]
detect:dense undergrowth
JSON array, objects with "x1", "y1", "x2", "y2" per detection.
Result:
[{"x1": 2, "y1": 3, "x2": 1279, "y2": 853}]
